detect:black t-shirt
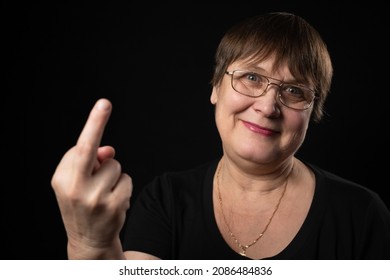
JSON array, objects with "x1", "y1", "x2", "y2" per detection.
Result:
[{"x1": 121, "y1": 158, "x2": 390, "y2": 259}]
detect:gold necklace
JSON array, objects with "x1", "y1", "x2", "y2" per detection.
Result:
[{"x1": 216, "y1": 161, "x2": 289, "y2": 257}]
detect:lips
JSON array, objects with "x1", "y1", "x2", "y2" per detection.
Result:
[{"x1": 241, "y1": 120, "x2": 278, "y2": 136}]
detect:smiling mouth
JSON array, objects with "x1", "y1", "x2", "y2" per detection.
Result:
[{"x1": 241, "y1": 120, "x2": 278, "y2": 136}]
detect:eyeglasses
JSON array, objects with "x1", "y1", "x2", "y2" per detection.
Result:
[{"x1": 225, "y1": 70, "x2": 316, "y2": 110}]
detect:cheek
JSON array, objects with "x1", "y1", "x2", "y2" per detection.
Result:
[
  {"x1": 214, "y1": 92, "x2": 248, "y2": 141},
  {"x1": 284, "y1": 110, "x2": 311, "y2": 143},
  {"x1": 216, "y1": 87, "x2": 249, "y2": 115},
  {"x1": 215, "y1": 93, "x2": 249, "y2": 129}
]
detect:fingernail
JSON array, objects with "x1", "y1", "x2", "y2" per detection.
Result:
[{"x1": 96, "y1": 99, "x2": 110, "y2": 111}]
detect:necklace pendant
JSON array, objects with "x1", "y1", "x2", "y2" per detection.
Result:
[{"x1": 239, "y1": 250, "x2": 246, "y2": 257}]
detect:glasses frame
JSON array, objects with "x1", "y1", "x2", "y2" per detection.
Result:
[{"x1": 225, "y1": 70, "x2": 317, "y2": 110}]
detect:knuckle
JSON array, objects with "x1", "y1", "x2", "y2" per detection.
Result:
[
  {"x1": 76, "y1": 142, "x2": 95, "y2": 157},
  {"x1": 103, "y1": 158, "x2": 122, "y2": 175}
]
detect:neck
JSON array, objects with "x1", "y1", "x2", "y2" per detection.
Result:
[
  {"x1": 218, "y1": 156, "x2": 295, "y2": 194},
  {"x1": 215, "y1": 158, "x2": 293, "y2": 257}
]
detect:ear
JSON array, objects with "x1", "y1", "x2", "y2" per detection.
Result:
[{"x1": 210, "y1": 86, "x2": 218, "y2": 105}]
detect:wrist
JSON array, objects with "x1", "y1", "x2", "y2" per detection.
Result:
[{"x1": 67, "y1": 238, "x2": 125, "y2": 260}]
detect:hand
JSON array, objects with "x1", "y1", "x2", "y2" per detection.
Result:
[{"x1": 51, "y1": 98, "x2": 132, "y2": 259}]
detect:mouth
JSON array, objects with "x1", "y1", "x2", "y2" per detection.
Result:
[{"x1": 241, "y1": 120, "x2": 279, "y2": 136}]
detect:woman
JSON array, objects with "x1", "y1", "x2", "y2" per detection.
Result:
[{"x1": 51, "y1": 12, "x2": 390, "y2": 260}]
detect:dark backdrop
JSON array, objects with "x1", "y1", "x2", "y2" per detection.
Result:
[{"x1": 2, "y1": 2, "x2": 387, "y2": 259}]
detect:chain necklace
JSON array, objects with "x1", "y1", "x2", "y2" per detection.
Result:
[{"x1": 216, "y1": 161, "x2": 289, "y2": 257}]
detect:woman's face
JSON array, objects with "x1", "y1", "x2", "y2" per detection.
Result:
[{"x1": 211, "y1": 57, "x2": 313, "y2": 166}]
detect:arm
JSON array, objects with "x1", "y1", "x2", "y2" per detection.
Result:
[
  {"x1": 124, "y1": 251, "x2": 160, "y2": 260},
  {"x1": 51, "y1": 98, "x2": 132, "y2": 259}
]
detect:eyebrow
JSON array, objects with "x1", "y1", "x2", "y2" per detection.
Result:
[{"x1": 240, "y1": 66, "x2": 300, "y2": 85}]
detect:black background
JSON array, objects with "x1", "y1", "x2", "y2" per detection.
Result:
[{"x1": 2, "y1": 2, "x2": 388, "y2": 259}]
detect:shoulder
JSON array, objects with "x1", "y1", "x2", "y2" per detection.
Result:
[
  {"x1": 153, "y1": 158, "x2": 218, "y2": 187},
  {"x1": 161, "y1": 159, "x2": 218, "y2": 181},
  {"x1": 307, "y1": 161, "x2": 375, "y2": 197},
  {"x1": 139, "y1": 158, "x2": 219, "y2": 198},
  {"x1": 306, "y1": 161, "x2": 389, "y2": 214}
]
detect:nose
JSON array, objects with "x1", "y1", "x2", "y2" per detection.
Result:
[
  {"x1": 253, "y1": 84, "x2": 281, "y2": 117},
  {"x1": 268, "y1": 82, "x2": 283, "y2": 90}
]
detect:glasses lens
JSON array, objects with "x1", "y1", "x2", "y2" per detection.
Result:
[
  {"x1": 278, "y1": 84, "x2": 314, "y2": 110},
  {"x1": 232, "y1": 71, "x2": 267, "y2": 97}
]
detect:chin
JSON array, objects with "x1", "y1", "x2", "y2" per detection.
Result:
[{"x1": 237, "y1": 149, "x2": 278, "y2": 165}]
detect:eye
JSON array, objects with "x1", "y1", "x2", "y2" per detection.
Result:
[
  {"x1": 245, "y1": 73, "x2": 258, "y2": 82},
  {"x1": 285, "y1": 85, "x2": 302, "y2": 94},
  {"x1": 241, "y1": 72, "x2": 267, "y2": 86},
  {"x1": 281, "y1": 85, "x2": 307, "y2": 101}
]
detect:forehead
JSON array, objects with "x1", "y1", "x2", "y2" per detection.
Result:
[{"x1": 230, "y1": 57, "x2": 294, "y2": 80}]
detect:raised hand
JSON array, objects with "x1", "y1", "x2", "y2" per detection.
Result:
[{"x1": 51, "y1": 98, "x2": 132, "y2": 259}]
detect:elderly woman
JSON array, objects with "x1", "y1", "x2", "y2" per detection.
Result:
[{"x1": 51, "y1": 12, "x2": 390, "y2": 260}]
